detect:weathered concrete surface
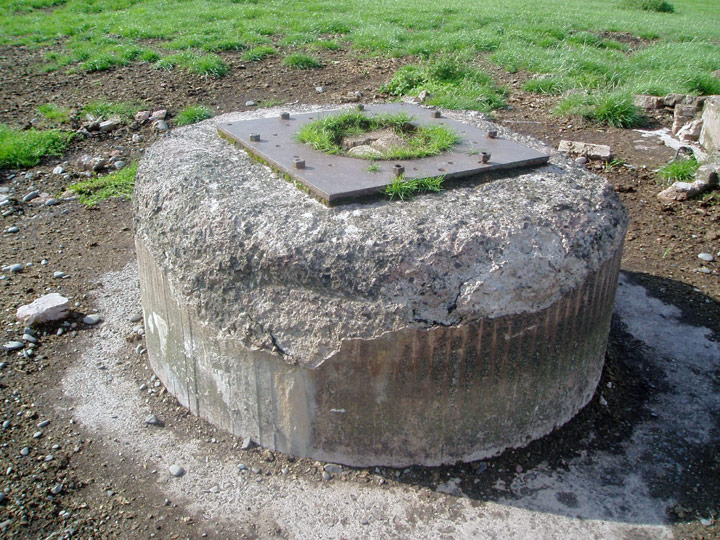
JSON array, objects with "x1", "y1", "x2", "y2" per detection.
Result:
[
  {"x1": 134, "y1": 106, "x2": 628, "y2": 466},
  {"x1": 700, "y1": 96, "x2": 720, "y2": 154}
]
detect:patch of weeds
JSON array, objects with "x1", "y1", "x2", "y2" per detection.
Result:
[
  {"x1": 296, "y1": 109, "x2": 458, "y2": 159},
  {"x1": 381, "y1": 57, "x2": 506, "y2": 112},
  {"x1": 658, "y1": 156, "x2": 699, "y2": 184},
  {"x1": 68, "y1": 161, "x2": 137, "y2": 205},
  {"x1": 685, "y1": 73, "x2": 720, "y2": 96},
  {"x1": 555, "y1": 91, "x2": 645, "y2": 128},
  {"x1": 82, "y1": 100, "x2": 140, "y2": 120},
  {"x1": 605, "y1": 158, "x2": 626, "y2": 172},
  {"x1": 384, "y1": 175, "x2": 445, "y2": 201},
  {"x1": 154, "y1": 52, "x2": 228, "y2": 77},
  {"x1": 523, "y1": 77, "x2": 563, "y2": 95},
  {"x1": 242, "y1": 45, "x2": 275, "y2": 62},
  {"x1": 282, "y1": 53, "x2": 322, "y2": 70},
  {"x1": 175, "y1": 105, "x2": 212, "y2": 126},
  {"x1": 0, "y1": 124, "x2": 74, "y2": 169},
  {"x1": 257, "y1": 98, "x2": 285, "y2": 108},
  {"x1": 367, "y1": 162, "x2": 381, "y2": 173},
  {"x1": 310, "y1": 39, "x2": 341, "y2": 51},
  {"x1": 37, "y1": 103, "x2": 71, "y2": 124},
  {"x1": 621, "y1": 0, "x2": 674, "y2": 13}
]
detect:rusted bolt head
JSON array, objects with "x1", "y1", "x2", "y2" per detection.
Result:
[
  {"x1": 393, "y1": 164, "x2": 405, "y2": 177},
  {"x1": 432, "y1": 110, "x2": 442, "y2": 118},
  {"x1": 293, "y1": 158, "x2": 305, "y2": 169},
  {"x1": 357, "y1": 104, "x2": 365, "y2": 111},
  {"x1": 480, "y1": 152, "x2": 491, "y2": 164},
  {"x1": 280, "y1": 112, "x2": 290, "y2": 120},
  {"x1": 487, "y1": 129, "x2": 497, "y2": 139},
  {"x1": 249, "y1": 133, "x2": 260, "y2": 142}
]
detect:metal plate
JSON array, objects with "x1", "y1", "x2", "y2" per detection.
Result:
[{"x1": 217, "y1": 103, "x2": 549, "y2": 205}]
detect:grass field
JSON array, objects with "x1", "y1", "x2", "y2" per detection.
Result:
[{"x1": 1, "y1": 0, "x2": 719, "y2": 117}]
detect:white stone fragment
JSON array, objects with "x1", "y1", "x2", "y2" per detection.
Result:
[{"x1": 16, "y1": 293, "x2": 70, "y2": 325}]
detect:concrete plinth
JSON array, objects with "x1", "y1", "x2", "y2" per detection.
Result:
[{"x1": 133, "y1": 106, "x2": 628, "y2": 467}]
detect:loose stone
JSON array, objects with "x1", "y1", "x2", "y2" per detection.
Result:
[
  {"x1": 22, "y1": 334, "x2": 38, "y2": 344},
  {"x1": 17, "y1": 293, "x2": 71, "y2": 326},
  {"x1": 315, "y1": 86, "x2": 326, "y2": 93},
  {"x1": 44, "y1": 455, "x2": 53, "y2": 462},
  {"x1": 169, "y1": 464, "x2": 186, "y2": 477},
  {"x1": 37, "y1": 420, "x2": 50, "y2": 428},
  {"x1": 145, "y1": 414, "x2": 163, "y2": 426},
  {"x1": 698, "y1": 267, "x2": 711, "y2": 274},
  {"x1": 83, "y1": 314, "x2": 102, "y2": 325},
  {"x1": 20, "y1": 447, "x2": 29, "y2": 456},
  {"x1": 575, "y1": 157, "x2": 588, "y2": 165},
  {"x1": 22, "y1": 191, "x2": 40, "y2": 203},
  {"x1": 322, "y1": 471, "x2": 331, "y2": 481},
  {"x1": 149, "y1": 110, "x2": 167, "y2": 121},
  {"x1": 53, "y1": 271, "x2": 66, "y2": 279},
  {"x1": 154, "y1": 120, "x2": 169, "y2": 132},
  {"x1": 52, "y1": 165, "x2": 65, "y2": 175},
  {"x1": 114, "y1": 161, "x2": 126, "y2": 170},
  {"x1": 2, "y1": 421, "x2": 9, "y2": 429},
  {"x1": 5, "y1": 264, "x2": 23, "y2": 273},
  {"x1": 50, "y1": 484, "x2": 63, "y2": 495},
  {"x1": 241, "y1": 436, "x2": 253, "y2": 450},
  {"x1": 3, "y1": 341, "x2": 24, "y2": 351},
  {"x1": 237, "y1": 463, "x2": 247, "y2": 471},
  {"x1": 129, "y1": 314, "x2": 143, "y2": 323},
  {"x1": 323, "y1": 464, "x2": 342, "y2": 474},
  {"x1": 698, "y1": 253, "x2": 714, "y2": 262},
  {"x1": 33, "y1": 431, "x2": 43, "y2": 438},
  {"x1": 45, "y1": 198, "x2": 59, "y2": 206},
  {"x1": 5, "y1": 227, "x2": 19, "y2": 234},
  {"x1": 245, "y1": 101, "x2": 257, "y2": 107}
]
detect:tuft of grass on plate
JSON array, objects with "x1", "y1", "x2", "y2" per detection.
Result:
[
  {"x1": 242, "y1": 45, "x2": 275, "y2": 62},
  {"x1": 555, "y1": 91, "x2": 645, "y2": 128},
  {"x1": 384, "y1": 175, "x2": 445, "y2": 201},
  {"x1": 68, "y1": 161, "x2": 138, "y2": 205},
  {"x1": 0, "y1": 124, "x2": 74, "y2": 169},
  {"x1": 657, "y1": 156, "x2": 699, "y2": 184},
  {"x1": 175, "y1": 105, "x2": 212, "y2": 126},
  {"x1": 282, "y1": 52, "x2": 322, "y2": 70},
  {"x1": 37, "y1": 103, "x2": 72, "y2": 124},
  {"x1": 296, "y1": 109, "x2": 459, "y2": 159},
  {"x1": 381, "y1": 56, "x2": 507, "y2": 112}
]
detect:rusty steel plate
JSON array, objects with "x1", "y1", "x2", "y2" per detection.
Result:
[{"x1": 217, "y1": 103, "x2": 549, "y2": 205}]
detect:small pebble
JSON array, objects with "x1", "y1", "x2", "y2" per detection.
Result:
[
  {"x1": 169, "y1": 464, "x2": 186, "y2": 477},
  {"x1": 0, "y1": 493, "x2": 4, "y2": 503},
  {"x1": 322, "y1": 471, "x2": 331, "y2": 481},
  {"x1": 44, "y1": 455, "x2": 53, "y2": 462},
  {"x1": 154, "y1": 120, "x2": 169, "y2": 132},
  {"x1": 37, "y1": 420, "x2": 50, "y2": 428},
  {"x1": 22, "y1": 191, "x2": 39, "y2": 203},
  {"x1": 237, "y1": 463, "x2": 247, "y2": 471},
  {"x1": 50, "y1": 484, "x2": 62, "y2": 495},
  {"x1": 2, "y1": 421, "x2": 9, "y2": 429},
  {"x1": 698, "y1": 253, "x2": 714, "y2": 262},
  {"x1": 22, "y1": 334, "x2": 38, "y2": 344},
  {"x1": 114, "y1": 161, "x2": 126, "y2": 170},
  {"x1": 129, "y1": 314, "x2": 143, "y2": 323},
  {"x1": 139, "y1": 383, "x2": 147, "y2": 391},
  {"x1": 315, "y1": 86, "x2": 326, "y2": 93},
  {"x1": 33, "y1": 431, "x2": 43, "y2": 439},
  {"x1": 245, "y1": 101, "x2": 257, "y2": 107},
  {"x1": 41, "y1": 260, "x2": 48, "y2": 265},
  {"x1": 3, "y1": 341, "x2": 24, "y2": 351},
  {"x1": 575, "y1": 157, "x2": 588, "y2": 165},
  {"x1": 145, "y1": 414, "x2": 163, "y2": 426},
  {"x1": 241, "y1": 436, "x2": 253, "y2": 450},
  {"x1": 323, "y1": 464, "x2": 342, "y2": 474},
  {"x1": 83, "y1": 314, "x2": 102, "y2": 325},
  {"x1": 45, "y1": 198, "x2": 59, "y2": 206},
  {"x1": 698, "y1": 267, "x2": 711, "y2": 274},
  {"x1": 5, "y1": 227, "x2": 18, "y2": 234},
  {"x1": 53, "y1": 271, "x2": 66, "y2": 279},
  {"x1": 251, "y1": 467, "x2": 261, "y2": 474},
  {"x1": 52, "y1": 165, "x2": 65, "y2": 175},
  {"x1": 6, "y1": 264, "x2": 23, "y2": 273},
  {"x1": 20, "y1": 447, "x2": 29, "y2": 456}
]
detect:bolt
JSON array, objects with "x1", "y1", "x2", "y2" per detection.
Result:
[
  {"x1": 480, "y1": 152, "x2": 491, "y2": 164},
  {"x1": 432, "y1": 110, "x2": 441, "y2": 118},
  {"x1": 393, "y1": 164, "x2": 405, "y2": 177},
  {"x1": 249, "y1": 133, "x2": 260, "y2": 142},
  {"x1": 293, "y1": 158, "x2": 305, "y2": 169},
  {"x1": 487, "y1": 130, "x2": 497, "y2": 139},
  {"x1": 357, "y1": 104, "x2": 365, "y2": 111},
  {"x1": 280, "y1": 112, "x2": 290, "y2": 120}
]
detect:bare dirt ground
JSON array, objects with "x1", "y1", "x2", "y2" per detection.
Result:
[{"x1": 0, "y1": 46, "x2": 719, "y2": 539}]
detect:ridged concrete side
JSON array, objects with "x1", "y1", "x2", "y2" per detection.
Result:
[{"x1": 137, "y1": 238, "x2": 623, "y2": 467}]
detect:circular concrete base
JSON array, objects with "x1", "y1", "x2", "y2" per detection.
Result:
[{"x1": 134, "y1": 106, "x2": 627, "y2": 467}]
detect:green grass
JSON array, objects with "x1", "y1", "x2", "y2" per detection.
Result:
[
  {"x1": 0, "y1": 124, "x2": 74, "y2": 169},
  {"x1": 282, "y1": 53, "x2": 322, "y2": 70},
  {"x1": 242, "y1": 45, "x2": 276, "y2": 62},
  {"x1": 154, "y1": 51, "x2": 228, "y2": 77},
  {"x1": 175, "y1": 105, "x2": 212, "y2": 126},
  {"x1": 296, "y1": 109, "x2": 459, "y2": 159},
  {"x1": 68, "y1": 161, "x2": 138, "y2": 205},
  {"x1": 658, "y1": 156, "x2": 699, "y2": 183},
  {"x1": 622, "y1": 0, "x2": 675, "y2": 13},
  {"x1": 82, "y1": 100, "x2": 141, "y2": 120},
  {"x1": 1, "y1": 0, "x2": 719, "y2": 125},
  {"x1": 384, "y1": 175, "x2": 445, "y2": 201},
  {"x1": 381, "y1": 57, "x2": 507, "y2": 112},
  {"x1": 37, "y1": 103, "x2": 72, "y2": 124},
  {"x1": 555, "y1": 91, "x2": 646, "y2": 127}
]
